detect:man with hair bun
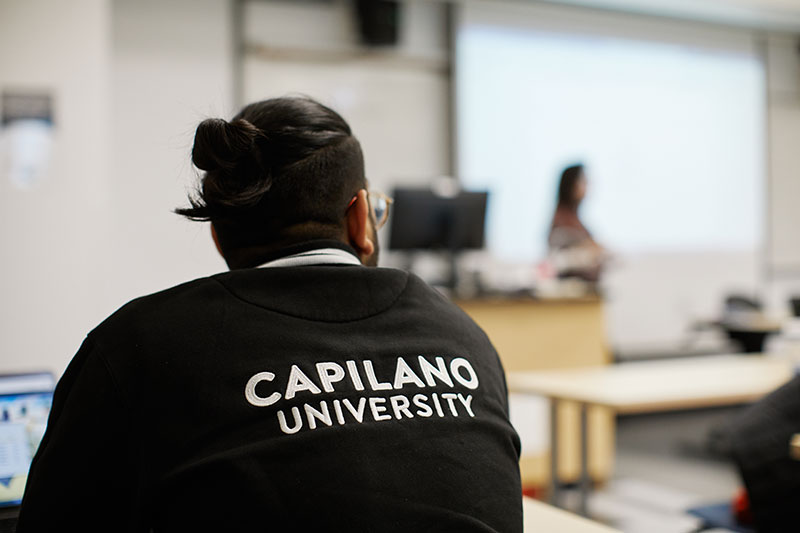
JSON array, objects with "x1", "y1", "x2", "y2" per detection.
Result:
[{"x1": 17, "y1": 96, "x2": 522, "y2": 532}]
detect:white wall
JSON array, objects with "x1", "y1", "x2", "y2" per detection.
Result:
[
  {"x1": 540, "y1": 0, "x2": 800, "y2": 31},
  {"x1": 242, "y1": 0, "x2": 451, "y2": 193},
  {"x1": 764, "y1": 34, "x2": 800, "y2": 312},
  {"x1": 766, "y1": 35, "x2": 800, "y2": 274},
  {"x1": 0, "y1": 0, "x2": 112, "y2": 375},
  {"x1": 107, "y1": 0, "x2": 233, "y2": 309},
  {"x1": 0, "y1": 0, "x2": 233, "y2": 376}
]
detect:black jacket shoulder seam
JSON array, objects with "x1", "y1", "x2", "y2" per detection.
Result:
[{"x1": 209, "y1": 272, "x2": 411, "y2": 324}]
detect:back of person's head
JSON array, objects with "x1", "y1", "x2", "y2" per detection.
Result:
[
  {"x1": 557, "y1": 163, "x2": 585, "y2": 209},
  {"x1": 176, "y1": 96, "x2": 366, "y2": 268}
]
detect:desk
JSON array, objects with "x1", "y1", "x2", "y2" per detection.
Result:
[
  {"x1": 523, "y1": 497, "x2": 621, "y2": 532},
  {"x1": 457, "y1": 297, "x2": 613, "y2": 487},
  {"x1": 457, "y1": 296, "x2": 608, "y2": 371},
  {"x1": 510, "y1": 355, "x2": 795, "y2": 515}
]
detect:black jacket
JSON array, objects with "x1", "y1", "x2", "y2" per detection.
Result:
[
  {"x1": 732, "y1": 374, "x2": 800, "y2": 533},
  {"x1": 18, "y1": 243, "x2": 522, "y2": 532}
]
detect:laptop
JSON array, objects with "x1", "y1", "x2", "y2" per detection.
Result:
[{"x1": 0, "y1": 372, "x2": 55, "y2": 528}]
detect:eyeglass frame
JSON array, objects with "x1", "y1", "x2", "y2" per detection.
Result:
[{"x1": 346, "y1": 190, "x2": 393, "y2": 230}]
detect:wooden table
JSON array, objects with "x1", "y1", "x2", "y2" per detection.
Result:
[
  {"x1": 457, "y1": 296, "x2": 613, "y2": 487},
  {"x1": 509, "y1": 354, "x2": 795, "y2": 515},
  {"x1": 523, "y1": 497, "x2": 621, "y2": 532}
]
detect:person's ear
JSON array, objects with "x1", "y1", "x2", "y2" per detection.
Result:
[
  {"x1": 346, "y1": 189, "x2": 375, "y2": 263},
  {"x1": 210, "y1": 223, "x2": 224, "y2": 259}
]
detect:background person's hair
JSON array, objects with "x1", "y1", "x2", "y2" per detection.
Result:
[
  {"x1": 176, "y1": 96, "x2": 366, "y2": 267},
  {"x1": 556, "y1": 163, "x2": 585, "y2": 210}
]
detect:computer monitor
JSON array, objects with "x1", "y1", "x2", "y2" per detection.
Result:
[
  {"x1": 0, "y1": 373, "x2": 54, "y2": 509},
  {"x1": 389, "y1": 188, "x2": 488, "y2": 251}
]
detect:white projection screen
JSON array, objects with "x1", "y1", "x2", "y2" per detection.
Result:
[
  {"x1": 456, "y1": 2, "x2": 766, "y2": 353},
  {"x1": 456, "y1": 3, "x2": 765, "y2": 264}
]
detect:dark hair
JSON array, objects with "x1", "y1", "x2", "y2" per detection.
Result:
[
  {"x1": 176, "y1": 96, "x2": 366, "y2": 267},
  {"x1": 556, "y1": 164, "x2": 585, "y2": 209}
]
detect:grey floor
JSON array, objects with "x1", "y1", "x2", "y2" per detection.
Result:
[{"x1": 572, "y1": 406, "x2": 746, "y2": 532}]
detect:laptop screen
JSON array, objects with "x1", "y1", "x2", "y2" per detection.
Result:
[{"x1": 0, "y1": 373, "x2": 54, "y2": 508}]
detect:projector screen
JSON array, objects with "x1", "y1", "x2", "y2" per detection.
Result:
[{"x1": 456, "y1": 6, "x2": 765, "y2": 263}]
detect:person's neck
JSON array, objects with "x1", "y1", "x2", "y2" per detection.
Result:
[{"x1": 226, "y1": 238, "x2": 358, "y2": 270}]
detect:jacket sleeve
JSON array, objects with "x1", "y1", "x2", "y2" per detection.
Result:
[
  {"x1": 16, "y1": 335, "x2": 142, "y2": 532},
  {"x1": 731, "y1": 375, "x2": 800, "y2": 532}
]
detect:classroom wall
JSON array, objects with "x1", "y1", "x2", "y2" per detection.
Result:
[
  {"x1": 0, "y1": 0, "x2": 113, "y2": 375},
  {"x1": 241, "y1": 0, "x2": 452, "y2": 193},
  {"x1": 543, "y1": 0, "x2": 800, "y2": 30},
  {"x1": 764, "y1": 34, "x2": 800, "y2": 311},
  {"x1": 606, "y1": 26, "x2": 800, "y2": 350},
  {"x1": 0, "y1": 0, "x2": 233, "y2": 375},
  {"x1": 107, "y1": 0, "x2": 233, "y2": 309}
]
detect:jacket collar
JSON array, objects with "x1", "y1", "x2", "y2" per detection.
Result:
[{"x1": 255, "y1": 240, "x2": 362, "y2": 269}]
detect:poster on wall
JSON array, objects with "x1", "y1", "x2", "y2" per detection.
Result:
[{"x1": 0, "y1": 91, "x2": 54, "y2": 190}]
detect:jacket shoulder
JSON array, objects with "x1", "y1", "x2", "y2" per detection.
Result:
[
  {"x1": 401, "y1": 274, "x2": 496, "y2": 346},
  {"x1": 88, "y1": 275, "x2": 228, "y2": 343}
]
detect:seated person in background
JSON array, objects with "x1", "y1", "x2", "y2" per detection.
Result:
[
  {"x1": 731, "y1": 375, "x2": 800, "y2": 533},
  {"x1": 17, "y1": 97, "x2": 522, "y2": 532},
  {"x1": 548, "y1": 164, "x2": 607, "y2": 282}
]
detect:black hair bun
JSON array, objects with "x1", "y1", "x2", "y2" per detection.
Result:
[
  {"x1": 191, "y1": 118, "x2": 262, "y2": 172},
  {"x1": 176, "y1": 97, "x2": 362, "y2": 227}
]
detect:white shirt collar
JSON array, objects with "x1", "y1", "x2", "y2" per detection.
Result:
[{"x1": 256, "y1": 247, "x2": 362, "y2": 269}]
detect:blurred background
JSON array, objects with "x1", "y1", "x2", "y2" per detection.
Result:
[{"x1": 4, "y1": 0, "x2": 800, "y2": 531}]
